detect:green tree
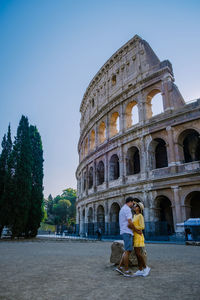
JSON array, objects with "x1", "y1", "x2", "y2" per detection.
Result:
[
  {"x1": 52, "y1": 199, "x2": 71, "y2": 225},
  {"x1": 0, "y1": 125, "x2": 12, "y2": 235},
  {"x1": 10, "y1": 116, "x2": 32, "y2": 238},
  {"x1": 25, "y1": 125, "x2": 44, "y2": 237}
]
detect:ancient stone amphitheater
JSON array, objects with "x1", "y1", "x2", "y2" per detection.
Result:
[{"x1": 76, "y1": 35, "x2": 200, "y2": 239}]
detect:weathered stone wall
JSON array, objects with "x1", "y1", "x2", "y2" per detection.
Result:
[{"x1": 76, "y1": 35, "x2": 200, "y2": 236}]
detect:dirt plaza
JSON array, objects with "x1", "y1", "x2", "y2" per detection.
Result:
[{"x1": 0, "y1": 238, "x2": 199, "y2": 300}]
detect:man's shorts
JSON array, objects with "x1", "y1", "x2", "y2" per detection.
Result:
[{"x1": 121, "y1": 233, "x2": 133, "y2": 251}]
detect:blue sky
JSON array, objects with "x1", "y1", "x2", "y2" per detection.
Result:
[{"x1": 0, "y1": 0, "x2": 200, "y2": 198}]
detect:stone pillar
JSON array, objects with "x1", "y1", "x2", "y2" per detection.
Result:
[
  {"x1": 93, "y1": 159, "x2": 97, "y2": 192},
  {"x1": 140, "y1": 136, "x2": 147, "y2": 180},
  {"x1": 104, "y1": 200, "x2": 109, "y2": 235},
  {"x1": 161, "y1": 76, "x2": 174, "y2": 111},
  {"x1": 172, "y1": 186, "x2": 182, "y2": 228},
  {"x1": 119, "y1": 144, "x2": 125, "y2": 184},
  {"x1": 166, "y1": 126, "x2": 176, "y2": 167},
  {"x1": 85, "y1": 165, "x2": 88, "y2": 196},
  {"x1": 137, "y1": 91, "x2": 145, "y2": 123},
  {"x1": 119, "y1": 103, "x2": 125, "y2": 134},
  {"x1": 105, "y1": 153, "x2": 109, "y2": 188},
  {"x1": 143, "y1": 191, "x2": 150, "y2": 222},
  {"x1": 85, "y1": 205, "x2": 89, "y2": 236},
  {"x1": 106, "y1": 113, "x2": 109, "y2": 140},
  {"x1": 95, "y1": 122, "x2": 98, "y2": 149},
  {"x1": 93, "y1": 203, "x2": 97, "y2": 233},
  {"x1": 79, "y1": 206, "x2": 84, "y2": 236}
]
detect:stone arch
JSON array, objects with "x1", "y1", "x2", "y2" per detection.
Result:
[
  {"x1": 99, "y1": 121, "x2": 106, "y2": 144},
  {"x1": 88, "y1": 166, "x2": 93, "y2": 189},
  {"x1": 109, "y1": 154, "x2": 120, "y2": 180},
  {"x1": 148, "y1": 138, "x2": 168, "y2": 169},
  {"x1": 154, "y1": 196, "x2": 174, "y2": 234},
  {"x1": 184, "y1": 191, "x2": 200, "y2": 219},
  {"x1": 97, "y1": 161, "x2": 105, "y2": 185},
  {"x1": 126, "y1": 146, "x2": 140, "y2": 175},
  {"x1": 146, "y1": 89, "x2": 164, "y2": 119},
  {"x1": 125, "y1": 101, "x2": 139, "y2": 128},
  {"x1": 97, "y1": 205, "x2": 105, "y2": 233},
  {"x1": 178, "y1": 129, "x2": 200, "y2": 163},
  {"x1": 90, "y1": 129, "x2": 95, "y2": 151},
  {"x1": 110, "y1": 112, "x2": 120, "y2": 137}
]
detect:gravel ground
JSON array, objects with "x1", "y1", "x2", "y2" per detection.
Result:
[{"x1": 0, "y1": 238, "x2": 199, "y2": 300}]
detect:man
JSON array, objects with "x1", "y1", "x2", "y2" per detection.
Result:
[{"x1": 116, "y1": 197, "x2": 135, "y2": 277}]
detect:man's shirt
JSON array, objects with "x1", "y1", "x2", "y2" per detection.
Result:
[{"x1": 119, "y1": 204, "x2": 133, "y2": 235}]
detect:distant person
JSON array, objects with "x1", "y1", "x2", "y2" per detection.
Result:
[
  {"x1": 116, "y1": 197, "x2": 135, "y2": 277},
  {"x1": 131, "y1": 202, "x2": 150, "y2": 277},
  {"x1": 96, "y1": 227, "x2": 102, "y2": 241}
]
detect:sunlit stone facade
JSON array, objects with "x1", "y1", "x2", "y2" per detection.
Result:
[{"x1": 76, "y1": 35, "x2": 200, "y2": 237}]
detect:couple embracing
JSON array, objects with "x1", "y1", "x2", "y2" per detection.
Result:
[{"x1": 116, "y1": 197, "x2": 150, "y2": 277}]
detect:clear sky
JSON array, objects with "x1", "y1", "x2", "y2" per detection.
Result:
[{"x1": 0, "y1": 0, "x2": 200, "y2": 198}]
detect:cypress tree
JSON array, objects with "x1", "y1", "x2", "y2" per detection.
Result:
[
  {"x1": 0, "y1": 125, "x2": 12, "y2": 235},
  {"x1": 25, "y1": 125, "x2": 44, "y2": 237},
  {"x1": 11, "y1": 116, "x2": 32, "y2": 238}
]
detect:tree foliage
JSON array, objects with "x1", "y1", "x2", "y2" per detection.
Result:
[
  {"x1": 0, "y1": 116, "x2": 44, "y2": 238},
  {"x1": 46, "y1": 188, "x2": 76, "y2": 226}
]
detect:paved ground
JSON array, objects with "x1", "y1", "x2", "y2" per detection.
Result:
[{"x1": 0, "y1": 238, "x2": 199, "y2": 300}]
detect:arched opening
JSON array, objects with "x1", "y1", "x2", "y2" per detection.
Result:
[
  {"x1": 87, "y1": 207, "x2": 94, "y2": 235},
  {"x1": 99, "y1": 121, "x2": 106, "y2": 144},
  {"x1": 155, "y1": 138, "x2": 168, "y2": 168},
  {"x1": 88, "y1": 167, "x2": 93, "y2": 189},
  {"x1": 178, "y1": 129, "x2": 200, "y2": 163},
  {"x1": 97, "y1": 205, "x2": 105, "y2": 233},
  {"x1": 90, "y1": 130, "x2": 95, "y2": 151},
  {"x1": 155, "y1": 196, "x2": 174, "y2": 235},
  {"x1": 110, "y1": 112, "x2": 119, "y2": 137},
  {"x1": 126, "y1": 146, "x2": 140, "y2": 175},
  {"x1": 146, "y1": 89, "x2": 163, "y2": 119},
  {"x1": 185, "y1": 191, "x2": 200, "y2": 219},
  {"x1": 125, "y1": 101, "x2": 138, "y2": 128},
  {"x1": 84, "y1": 138, "x2": 88, "y2": 157},
  {"x1": 109, "y1": 154, "x2": 120, "y2": 180},
  {"x1": 110, "y1": 203, "x2": 120, "y2": 235},
  {"x1": 97, "y1": 161, "x2": 104, "y2": 186}
]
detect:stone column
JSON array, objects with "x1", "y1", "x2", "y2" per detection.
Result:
[
  {"x1": 106, "y1": 113, "x2": 109, "y2": 140},
  {"x1": 93, "y1": 159, "x2": 97, "y2": 192},
  {"x1": 166, "y1": 126, "x2": 176, "y2": 167},
  {"x1": 172, "y1": 186, "x2": 182, "y2": 228},
  {"x1": 137, "y1": 91, "x2": 145, "y2": 123},
  {"x1": 79, "y1": 206, "x2": 84, "y2": 236},
  {"x1": 140, "y1": 136, "x2": 147, "y2": 180},
  {"x1": 95, "y1": 123, "x2": 98, "y2": 149},
  {"x1": 119, "y1": 102, "x2": 125, "y2": 134},
  {"x1": 105, "y1": 152, "x2": 109, "y2": 188},
  {"x1": 161, "y1": 76, "x2": 174, "y2": 111},
  {"x1": 93, "y1": 203, "x2": 97, "y2": 234},
  {"x1": 104, "y1": 200, "x2": 109, "y2": 235},
  {"x1": 143, "y1": 191, "x2": 150, "y2": 222},
  {"x1": 85, "y1": 165, "x2": 88, "y2": 196},
  {"x1": 119, "y1": 144, "x2": 125, "y2": 184}
]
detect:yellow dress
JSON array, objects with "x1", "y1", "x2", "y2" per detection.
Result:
[{"x1": 133, "y1": 213, "x2": 145, "y2": 247}]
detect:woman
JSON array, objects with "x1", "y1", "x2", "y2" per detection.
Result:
[{"x1": 132, "y1": 202, "x2": 150, "y2": 277}]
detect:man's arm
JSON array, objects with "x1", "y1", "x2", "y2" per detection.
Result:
[{"x1": 128, "y1": 219, "x2": 142, "y2": 234}]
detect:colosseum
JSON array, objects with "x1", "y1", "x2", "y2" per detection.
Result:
[{"x1": 76, "y1": 35, "x2": 200, "y2": 240}]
